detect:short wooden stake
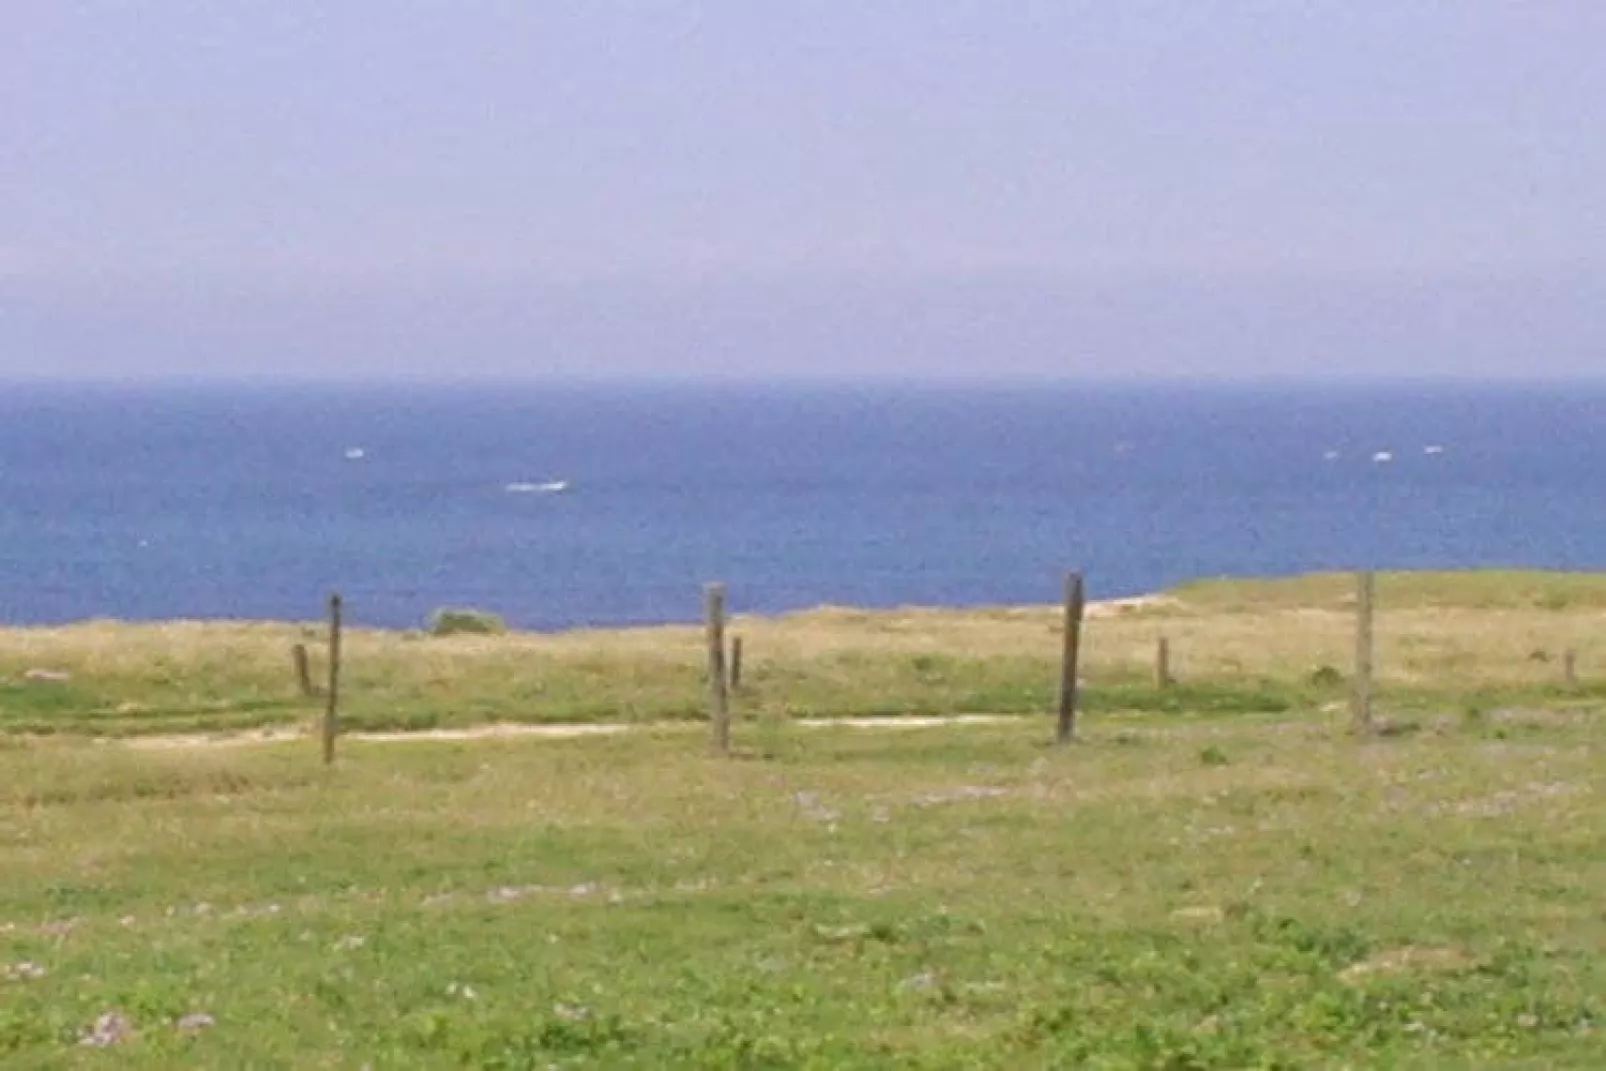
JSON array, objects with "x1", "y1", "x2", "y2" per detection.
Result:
[
  {"x1": 1351, "y1": 571, "x2": 1375, "y2": 735},
  {"x1": 705, "y1": 584, "x2": 731, "y2": 754},
  {"x1": 1155, "y1": 635, "x2": 1172, "y2": 689},
  {"x1": 729, "y1": 634, "x2": 744, "y2": 692},
  {"x1": 323, "y1": 593, "x2": 343, "y2": 765},
  {"x1": 1563, "y1": 649, "x2": 1578, "y2": 689},
  {"x1": 1056, "y1": 572, "x2": 1086, "y2": 745},
  {"x1": 292, "y1": 642, "x2": 316, "y2": 698}
]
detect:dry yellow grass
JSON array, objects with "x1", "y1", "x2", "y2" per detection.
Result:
[{"x1": 0, "y1": 570, "x2": 1602, "y2": 736}]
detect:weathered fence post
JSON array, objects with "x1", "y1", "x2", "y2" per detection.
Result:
[
  {"x1": 1056, "y1": 572, "x2": 1086, "y2": 744},
  {"x1": 1563, "y1": 649, "x2": 1578, "y2": 689},
  {"x1": 323, "y1": 593, "x2": 343, "y2": 765},
  {"x1": 1155, "y1": 635, "x2": 1172, "y2": 689},
  {"x1": 1351, "y1": 571, "x2": 1375, "y2": 735},
  {"x1": 705, "y1": 583, "x2": 731, "y2": 754},
  {"x1": 729, "y1": 634, "x2": 744, "y2": 692},
  {"x1": 292, "y1": 642, "x2": 316, "y2": 698}
]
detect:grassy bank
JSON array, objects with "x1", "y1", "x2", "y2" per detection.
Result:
[
  {"x1": 2, "y1": 713, "x2": 1602, "y2": 1066},
  {"x1": 0, "y1": 570, "x2": 1603, "y2": 738}
]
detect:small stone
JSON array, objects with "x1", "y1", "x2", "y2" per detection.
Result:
[
  {"x1": 793, "y1": 791, "x2": 841, "y2": 823},
  {"x1": 23, "y1": 668, "x2": 71, "y2": 684},
  {"x1": 553, "y1": 1002, "x2": 591, "y2": 1022},
  {"x1": 333, "y1": 935, "x2": 366, "y2": 951},
  {"x1": 898, "y1": 971, "x2": 938, "y2": 992},
  {"x1": 911, "y1": 786, "x2": 1009, "y2": 807},
  {"x1": 81, "y1": 1012, "x2": 134, "y2": 1048},
  {"x1": 177, "y1": 1013, "x2": 215, "y2": 1034},
  {"x1": 812, "y1": 922, "x2": 871, "y2": 942}
]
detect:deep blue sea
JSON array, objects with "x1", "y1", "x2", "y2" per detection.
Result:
[{"x1": 2, "y1": 383, "x2": 1603, "y2": 629}]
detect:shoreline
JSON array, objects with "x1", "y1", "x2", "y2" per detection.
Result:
[
  {"x1": 3, "y1": 566, "x2": 1606, "y2": 634},
  {"x1": 0, "y1": 593, "x2": 1180, "y2": 635}
]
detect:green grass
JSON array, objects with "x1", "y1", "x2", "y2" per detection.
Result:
[
  {"x1": 2, "y1": 570, "x2": 1605, "y2": 739},
  {"x1": 429, "y1": 608, "x2": 510, "y2": 637},
  {"x1": 2, "y1": 714, "x2": 1602, "y2": 1066}
]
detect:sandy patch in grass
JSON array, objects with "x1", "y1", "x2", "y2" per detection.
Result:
[
  {"x1": 114, "y1": 713, "x2": 1027, "y2": 750},
  {"x1": 1085, "y1": 594, "x2": 1180, "y2": 619},
  {"x1": 1338, "y1": 947, "x2": 1478, "y2": 984}
]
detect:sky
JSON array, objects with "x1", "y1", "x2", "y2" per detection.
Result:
[{"x1": 3, "y1": 2, "x2": 1603, "y2": 382}]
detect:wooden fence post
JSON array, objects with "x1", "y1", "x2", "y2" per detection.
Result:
[
  {"x1": 1351, "y1": 571, "x2": 1375, "y2": 735},
  {"x1": 323, "y1": 593, "x2": 343, "y2": 765},
  {"x1": 729, "y1": 635, "x2": 744, "y2": 692},
  {"x1": 1155, "y1": 635, "x2": 1171, "y2": 689},
  {"x1": 292, "y1": 642, "x2": 316, "y2": 698},
  {"x1": 1563, "y1": 649, "x2": 1578, "y2": 689},
  {"x1": 705, "y1": 583, "x2": 731, "y2": 754},
  {"x1": 1056, "y1": 572, "x2": 1086, "y2": 744}
]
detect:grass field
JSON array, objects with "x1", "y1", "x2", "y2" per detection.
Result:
[
  {"x1": 2, "y1": 570, "x2": 1604, "y2": 739},
  {"x1": 1, "y1": 572, "x2": 1603, "y2": 1066},
  {"x1": 2, "y1": 713, "x2": 1602, "y2": 1067}
]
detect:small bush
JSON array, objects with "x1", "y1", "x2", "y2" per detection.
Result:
[
  {"x1": 1199, "y1": 745, "x2": 1230, "y2": 767},
  {"x1": 1308, "y1": 665, "x2": 1344, "y2": 687},
  {"x1": 428, "y1": 608, "x2": 508, "y2": 637}
]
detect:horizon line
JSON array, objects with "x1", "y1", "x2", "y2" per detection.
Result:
[{"x1": 3, "y1": 372, "x2": 1605, "y2": 392}]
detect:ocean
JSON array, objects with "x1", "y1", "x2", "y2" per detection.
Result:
[{"x1": 1, "y1": 382, "x2": 1602, "y2": 630}]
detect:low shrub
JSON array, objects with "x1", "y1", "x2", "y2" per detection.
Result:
[{"x1": 428, "y1": 608, "x2": 508, "y2": 637}]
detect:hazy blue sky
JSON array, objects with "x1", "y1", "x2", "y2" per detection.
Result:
[{"x1": 4, "y1": 3, "x2": 1603, "y2": 381}]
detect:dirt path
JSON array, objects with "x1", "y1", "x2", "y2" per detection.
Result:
[{"x1": 114, "y1": 713, "x2": 1026, "y2": 750}]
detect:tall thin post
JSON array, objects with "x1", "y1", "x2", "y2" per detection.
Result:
[
  {"x1": 1155, "y1": 635, "x2": 1172, "y2": 689},
  {"x1": 705, "y1": 583, "x2": 730, "y2": 754},
  {"x1": 1563, "y1": 649, "x2": 1578, "y2": 690},
  {"x1": 729, "y1": 635, "x2": 744, "y2": 692},
  {"x1": 292, "y1": 642, "x2": 316, "y2": 698},
  {"x1": 323, "y1": 593, "x2": 343, "y2": 765},
  {"x1": 1056, "y1": 572, "x2": 1086, "y2": 744},
  {"x1": 1351, "y1": 571, "x2": 1375, "y2": 735}
]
